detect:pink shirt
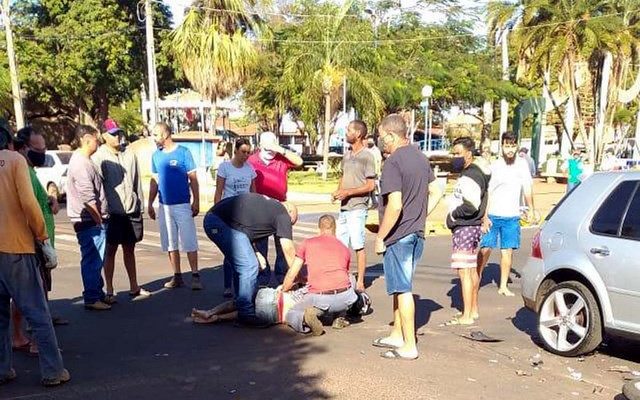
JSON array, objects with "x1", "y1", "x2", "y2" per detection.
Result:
[
  {"x1": 296, "y1": 235, "x2": 351, "y2": 294},
  {"x1": 248, "y1": 153, "x2": 294, "y2": 201}
]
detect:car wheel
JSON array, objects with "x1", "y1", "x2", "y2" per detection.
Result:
[
  {"x1": 623, "y1": 380, "x2": 640, "y2": 400},
  {"x1": 537, "y1": 280, "x2": 602, "y2": 357},
  {"x1": 47, "y1": 183, "x2": 60, "y2": 201}
]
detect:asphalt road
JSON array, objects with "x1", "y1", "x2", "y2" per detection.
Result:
[{"x1": 2, "y1": 212, "x2": 639, "y2": 400}]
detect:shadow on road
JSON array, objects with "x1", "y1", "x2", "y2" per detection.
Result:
[
  {"x1": 4, "y1": 267, "x2": 332, "y2": 400},
  {"x1": 415, "y1": 296, "x2": 443, "y2": 330}
]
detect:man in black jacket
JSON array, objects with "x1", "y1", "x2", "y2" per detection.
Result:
[{"x1": 445, "y1": 137, "x2": 490, "y2": 325}]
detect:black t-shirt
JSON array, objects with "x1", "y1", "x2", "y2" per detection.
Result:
[
  {"x1": 378, "y1": 144, "x2": 435, "y2": 246},
  {"x1": 210, "y1": 193, "x2": 293, "y2": 242}
]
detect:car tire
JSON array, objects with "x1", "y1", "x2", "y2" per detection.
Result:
[
  {"x1": 537, "y1": 280, "x2": 602, "y2": 357},
  {"x1": 47, "y1": 183, "x2": 60, "y2": 201}
]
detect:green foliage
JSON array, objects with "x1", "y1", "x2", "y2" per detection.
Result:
[{"x1": 108, "y1": 95, "x2": 144, "y2": 136}]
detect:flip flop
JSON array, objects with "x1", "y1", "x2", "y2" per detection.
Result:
[
  {"x1": 380, "y1": 349, "x2": 418, "y2": 361},
  {"x1": 460, "y1": 331, "x2": 503, "y2": 343},
  {"x1": 372, "y1": 337, "x2": 401, "y2": 349}
]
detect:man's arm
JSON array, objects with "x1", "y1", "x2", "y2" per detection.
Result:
[
  {"x1": 282, "y1": 256, "x2": 304, "y2": 292},
  {"x1": 14, "y1": 158, "x2": 47, "y2": 241},
  {"x1": 279, "y1": 237, "x2": 297, "y2": 270},
  {"x1": 427, "y1": 180, "x2": 443, "y2": 216},
  {"x1": 375, "y1": 191, "x2": 402, "y2": 253},
  {"x1": 333, "y1": 178, "x2": 375, "y2": 201},
  {"x1": 75, "y1": 166, "x2": 103, "y2": 225},
  {"x1": 148, "y1": 177, "x2": 158, "y2": 220},
  {"x1": 188, "y1": 171, "x2": 200, "y2": 217},
  {"x1": 282, "y1": 148, "x2": 303, "y2": 167},
  {"x1": 134, "y1": 155, "x2": 145, "y2": 213}
]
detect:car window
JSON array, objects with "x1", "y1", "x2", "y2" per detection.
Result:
[
  {"x1": 591, "y1": 180, "x2": 638, "y2": 237},
  {"x1": 621, "y1": 183, "x2": 640, "y2": 240},
  {"x1": 43, "y1": 154, "x2": 55, "y2": 168}
]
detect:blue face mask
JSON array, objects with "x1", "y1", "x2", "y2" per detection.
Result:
[{"x1": 451, "y1": 156, "x2": 466, "y2": 172}]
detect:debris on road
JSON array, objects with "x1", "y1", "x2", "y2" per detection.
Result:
[
  {"x1": 460, "y1": 331, "x2": 503, "y2": 343},
  {"x1": 516, "y1": 370, "x2": 532, "y2": 377},
  {"x1": 529, "y1": 354, "x2": 544, "y2": 367},
  {"x1": 489, "y1": 359, "x2": 498, "y2": 364},
  {"x1": 467, "y1": 377, "x2": 477, "y2": 382},
  {"x1": 568, "y1": 367, "x2": 583, "y2": 381},
  {"x1": 591, "y1": 385, "x2": 604, "y2": 395},
  {"x1": 610, "y1": 366, "x2": 632, "y2": 373}
]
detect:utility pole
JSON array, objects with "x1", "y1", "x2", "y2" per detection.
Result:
[
  {"x1": 145, "y1": 0, "x2": 159, "y2": 127},
  {"x1": 1, "y1": 0, "x2": 25, "y2": 129},
  {"x1": 499, "y1": 27, "x2": 510, "y2": 137}
]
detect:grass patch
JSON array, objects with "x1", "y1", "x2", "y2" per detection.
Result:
[{"x1": 288, "y1": 171, "x2": 340, "y2": 193}]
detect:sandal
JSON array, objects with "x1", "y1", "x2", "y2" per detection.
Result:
[
  {"x1": 103, "y1": 294, "x2": 117, "y2": 305},
  {"x1": 372, "y1": 337, "x2": 402, "y2": 349},
  {"x1": 380, "y1": 349, "x2": 418, "y2": 361},
  {"x1": 129, "y1": 288, "x2": 152, "y2": 299}
]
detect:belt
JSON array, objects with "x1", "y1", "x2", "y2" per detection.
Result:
[{"x1": 318, "y1": 286, "x2": 350, "y2": 295}]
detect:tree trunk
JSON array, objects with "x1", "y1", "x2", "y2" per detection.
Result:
[
  {"x1": 322, "y1": 92, "x2": 331, "y2": 181},
  {"x1": 92, "y1": 86, "x2": 109, "y2": 126},
  {"x1": 209, "y1": 97, "x2": 218, "y2": 135},
  {"x1": 567, "y1": 56, "x2": 590, "y2": 152}
]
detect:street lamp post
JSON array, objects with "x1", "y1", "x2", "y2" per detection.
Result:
[{"x1": 421, "y1": 84, "x2": 433, "y2": 153}]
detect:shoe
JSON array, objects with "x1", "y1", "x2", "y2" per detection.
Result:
[
  {"x1": 41, "y1": 369, "x2": 71, "y2": 387},
  {"x1": 84, "y1": 301, "x2": 112, "y2": 311},
  {"x1": 234, "y1": 315, "x2": 271, "y2": 329},
  {"x1": 303, "y1": 308, "x2": 324, "y2": 336},
  {"x1": 129, "y1": 288, "x2": 152, "y2": 299},
  {"x1": 164, "y1": 276, "x2": 184, "y2": 289},
  {"x1": 191, "y1": 276, "x2": 203, "y2": 291},
  {"x1": 332, "y1": 316, "x2": 351, "y2": 330},
  {"x1": 103, "y1": 294, "x2": 117, "y2": 305},
  {"x1": 0, "y1": 369, "x2": 16, "y2": 385}
]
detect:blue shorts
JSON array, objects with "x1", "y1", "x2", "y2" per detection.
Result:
[
  {"x1": 337, "y1": 208, "x2": 367, "y2": 250},
  {"x1": 480, "y1": 215, "x2": 521, "y2": 249},
  {"x1": 383, "y1": 233, "x2": 424, "y2": 295}
]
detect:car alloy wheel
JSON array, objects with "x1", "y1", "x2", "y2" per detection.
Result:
[{"x1": 538, "y1": 280, "x2": 602, "y2": 356}]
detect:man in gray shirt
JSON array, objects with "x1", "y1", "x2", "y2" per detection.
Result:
[
  {"x1": 67, "y1": 125, "x2": 110, "y2": 311},
  {"x1": 332, "y1": 120, "x2": 376, "y2": 292},
  {"x1": 92, "y1": 119, "x2": 150, "y2": 302}
]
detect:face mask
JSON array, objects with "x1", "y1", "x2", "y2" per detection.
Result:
[
  {"x1": 451, "y1": 156, "x2": 466, "y2": 172},
  {"x1": 27, "y1": 150, "x2": 46, "y2": 167}
]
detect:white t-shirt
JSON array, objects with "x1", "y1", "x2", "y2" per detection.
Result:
[
  {"x1": 487, "y1": 157, "x2": 532, "y2": 217},
  {"x1": 217, "y1": 161, "x2": 257, "y2": 199}
]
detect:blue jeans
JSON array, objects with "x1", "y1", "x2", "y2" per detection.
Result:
[
  {"x1": 383, "y1": 233, "x2": 425, "y2": 295},
  {"x1": 255, "y1": 236, "x2": 287, "y2": 287},
  {"x1": 203, "y1": 213, "x2": 258, "y2": 317},
  {"x1": 76, "y1": 224, "x2": 107, "y2": 304},
  {"x1": 0, "y1": 252, "x2": 65, "y2": 380}
]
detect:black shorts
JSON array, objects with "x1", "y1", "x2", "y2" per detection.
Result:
[{"x1": 106, "y1": 213, "x2": 143, "y2": 245}]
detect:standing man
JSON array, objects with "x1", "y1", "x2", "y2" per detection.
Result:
[
  {"x1": 203, "y1": 193, "x2": 299, "y2": 327},
  {"x1": 562, "y1": 147, "x2": 585, "y2": 192},
  {"x1": 248, "y1": 131, "x2": 303, "y2": 286},
  {"x1": 0, "y1": 124, "x2": 69, "y2": 387},
  {"x1": 373, "y1": 114, "x2": 439, "y2": 361},
  {"x1": 148, "y1": 122, "x2": 202, "y2": 290},
  {"x1": 93, "y1": 119, "x2": 150, "y2": 301},
  {"x1": 67, "y1": 125, "x2": 111, "y2": 311},
  {"x1": 445, "y1": 137, "x2": 490, "y2": 326},
  {"x1": 478, "y1": 133, "x2": 535, "y2": 298},
  {"x1": 332, "y1": 120, "x2": 376, "y2": 292},
  {"x1": 367, "y1": 135, "x2": 383, "y2": 178}
]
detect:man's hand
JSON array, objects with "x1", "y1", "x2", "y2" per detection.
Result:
[
  {"x1": 481, "y1": 216, "x2": 492, "y2": 234},
  {"x1": 356, "y1": 278, "x2": 365, "y2": 292},
  {"x1": 48, "y1": 196, "x2": 60, "y2": 215},
  {"x1": 191, "y1": 200, "x2": 200, "y2": 217},
  {"x1": 256, "y1": 252, "x2": 267, "y2": 270},
  {"x1": 148, "y1": 205, "x2": 156, "y2": 220},
  {"x1": 262, "y1": 141, "x2": 283, "y2": 154},
  {"x1": 332, "y1": 189, "x2": 350, "y2": 201},
  {"x1": 375, "y1": 237, "x2": 386, "y2": 254}
]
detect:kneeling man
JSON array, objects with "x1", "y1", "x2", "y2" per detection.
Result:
[{"x1": 281, "y1": 214, "x2": 358, "y2": 336}]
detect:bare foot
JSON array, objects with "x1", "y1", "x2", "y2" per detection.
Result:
[
  {"x1": 453, "y1": 311, "x2": 479, "y2": 320},
  {"x1": 498, "y1": 288, "x2": 515, "y2": 297},
  {"x1": 372, "y1": 336, "x2": 405, "y2": 348},
  {"x1": 192, "y1": 315, "x2": 219, "y2": 324},
  {"x1": 191, "y1": 308, "x2": 214, "y2": 320},
  {"x1": 444, "y1": 316, "x2": 475, "y2": 326}
]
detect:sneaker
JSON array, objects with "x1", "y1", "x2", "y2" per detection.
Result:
[
  {"x1": 191, "y1": 276, "x2": 203, "y2": 291},
  {"x1": 0, "y1": 369, "x2": 16, "y2": 385},
  {"x1": 84, "y1": 301, "x2": 112, "y2": 311},
  {"x1": 234, "y1": 315, "x2": 271, "y2": 329},
  {"x1": 164, "y1": 276, "x2": 184, "y2": 289},
  {"x1": 332, "y1": 316, "x2": 351, "y2": 330},
  {"x1": 303, "y1": 308, "x2": 324, "y2": 336},
  {"x1": 42, "y1": 368, "x2": 70, "y2": 387}
]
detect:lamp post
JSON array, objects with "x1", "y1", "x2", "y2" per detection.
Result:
[{"x1": 421, "y1": 84, "x2": 433, "y2": 153}]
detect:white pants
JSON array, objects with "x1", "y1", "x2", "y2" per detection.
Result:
[{"x1": 158, "y1": 203, "x2": 198, "y2": 252}]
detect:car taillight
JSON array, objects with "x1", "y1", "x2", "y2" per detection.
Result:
[{"x1": 531, "y1": 229, "x2": 543, "y2": 259}]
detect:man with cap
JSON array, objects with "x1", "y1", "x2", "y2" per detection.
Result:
[
  {"x1": 248, "y1": 132, "x2": 303, "y2": 286},
  {"x1": 93, "y1": 119, "x2": 150, "y2": 302}
]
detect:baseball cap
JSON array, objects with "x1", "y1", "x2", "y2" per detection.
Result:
[
  {"x1": 259, "y1": 131, "x2": 277, "y2": 147},
  {"x1": 103, "y1": 118, "x2": 123, "y2": 135}
]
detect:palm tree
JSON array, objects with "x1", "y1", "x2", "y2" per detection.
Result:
[
  {"x1": 280, "y1": 0, "x2": 384, "y2": 180},
  {"x1": 172, "y1": 0, "x2": 266, "y2": 133}
]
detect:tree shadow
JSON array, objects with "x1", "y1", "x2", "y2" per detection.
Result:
[{"x1": 4, "y1": 267, "x2": 332, "y2": 400}]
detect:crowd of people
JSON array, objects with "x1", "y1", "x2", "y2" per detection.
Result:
[{"x1": 0, "y1": 112, "x2": 538, "y2": 387}]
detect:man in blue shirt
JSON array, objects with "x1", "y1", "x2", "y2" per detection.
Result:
[{"x1": 148, "y1": 123, "x2": 202, "y2": 290}]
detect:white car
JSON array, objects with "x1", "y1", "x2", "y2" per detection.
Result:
[{"x1": 35, "y1": 150, "x2": 72, "y2": 201}]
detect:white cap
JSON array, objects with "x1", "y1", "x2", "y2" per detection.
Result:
[{"x1": 260, "y1": 131, "x2": 277, "y2": 147}]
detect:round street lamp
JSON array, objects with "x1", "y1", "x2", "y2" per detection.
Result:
[{"x1": 421, "y1": 84, "x2": 433, "y2": 99}]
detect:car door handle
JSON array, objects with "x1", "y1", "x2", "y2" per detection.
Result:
[{"x1": 590, "y1": 247, "x2": 610, "y2": 256}]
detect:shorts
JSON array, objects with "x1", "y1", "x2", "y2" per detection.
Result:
[
  {"x1": 337, "y1": 208, "x2": 368, "y2": 250},
  {"x1": 255, "y1": 287, "x2": 279, "y2": 325},
  {"x1": 479, "y1": 215, "x2": 521, "y2": 249},
  {"x1": 383, "y1": 233, "x2": 424, "y2": 294},
  {"x1": 158, "y1": 203, "x2": 198, "y2": 252},
  {"x1": 451, "y1": 226, "x2": 482, "y2": 269},
  {"x1": 106, "y1": 212, "x2": 143, "y2": 245}
]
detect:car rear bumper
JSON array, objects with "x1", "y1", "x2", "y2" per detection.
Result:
[{"x1": 521, "y1": 257, "x2": 545, "y2": 311}]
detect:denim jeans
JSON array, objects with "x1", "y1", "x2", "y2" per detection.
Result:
[
  {"x1": 0, "y1": 252, "x2": 65, "y2": 380},
  {"x1": 383, "y1": 233, "x2": 425, "y2": 295},
  {"x1": 76, "y1": 224, "x2": 107, "y2": 304},
  {"x1": 255, "y1": 236, "x2": 287, "y2": 287},
  {"x1": 203, "y1": 213, "x2": 258, "y2": 317}
]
